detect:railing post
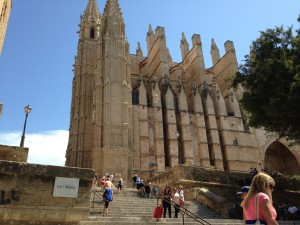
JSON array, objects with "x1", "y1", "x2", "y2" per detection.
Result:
[
  {"x1": 156, "y1": 195, "x2": 160, "y2": 222},
  {"x1": 92, "y1": 189, "x2": 96, "y2": 208}
]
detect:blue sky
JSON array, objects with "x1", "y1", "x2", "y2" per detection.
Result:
[{"x1": 0, "y1": 0, "x2": 299, "y2": 165}]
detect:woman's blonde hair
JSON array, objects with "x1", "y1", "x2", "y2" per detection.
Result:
[{"x1": 242, "y1": 172, "x2": 275, "y2": 208}]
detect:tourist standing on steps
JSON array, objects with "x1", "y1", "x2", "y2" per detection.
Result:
[
  {"x1": 117, "y1": 178, "x2": 123, "y2": 193},
  {"x1": 172, "y1": 187, "x2": 180, "y2": 218},
  {"x1": 102, "y1": 181, "x2": 113, "y2": 216},
  {"x1": 100, "y1": 176, "x2": 106, "y2": 190},
  {"x1": 242, "y1": 172, "x2": 278, "y2": 225},
  {"x1": 105, "y1": 178, "x2": 113, "y2": 188},
  {"x1": 132, "y1": 174, "x2": 138, "y2": 188},
  {"x1": 152, "y1": 185, "x2": 158, "y2": 198},
  {"x1": 92, "y1": 173, "x2": 98, "y2": 187},
  {"x1": 144, "y1": 182, "x2": 151, "y2": 199},
  {"x1": 162, "y1": 186, "x2": 172, "y2": 218},
  {"x1": 178, "y1": 185, "x2": 185, "y2": 207},
  {"x1": 109, "y1": 174, "x2": 114, "y2": 184},
  {"x1": 234, "y1": 186, "x2": 250, "y2": 219}
]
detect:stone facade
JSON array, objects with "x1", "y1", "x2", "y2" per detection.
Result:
[
  {"x1": 65, "y1": 0, "x2": 300, "y2": 181},
  {"x1": 0, "y1": 160, "x2": 94, "y2": 224},
  {"x1": 0, "y1": 144, "x2": 29, "y2": 162},
  {"x1": 0, "y1": 0, "x2": 12, "y2": 55}
]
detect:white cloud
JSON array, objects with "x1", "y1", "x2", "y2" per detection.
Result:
[{"x1": 0, "y1": 130, "x2": 68, "y2": 166}]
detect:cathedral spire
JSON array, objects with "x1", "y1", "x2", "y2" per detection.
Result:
[
  {"x1": 79, "y1": 0, "x2": 101, "y2": 39},
  {"x1": 137, "y1": 42, "x2": 143, "y2": 55},
  {"x1": 101, "y1": 0, "x2": 125, "y2": 36},
  {"x1": 81, "y1": 0, "x2": 101, "y2": 25},
  {"x1": 210, "y1": 38, "x2": 220, "y2": 65},
  {"x1": 180, "y1": 32, "x2": 189, "y2": 60},
  {"x1": 147, "y1": 24, "x2": 155, "y2": 53}
]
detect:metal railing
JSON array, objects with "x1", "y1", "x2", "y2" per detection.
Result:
[
  {"x1": 157, "y1": 192, "x2": 212, "y2": 225},
  {"x1": 91, "y1": 184, "x2": 128, "y2": 208},
  {"x1": 91, "y1": 187, "x2": 103, "y2": 208}
]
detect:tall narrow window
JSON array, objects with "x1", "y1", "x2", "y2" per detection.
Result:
[
  {"x1": 132, "y1": 88, "x2": 139, "y2": 105},
  {"x1": 90, "y1": 28, "x2": 95, "y2": 39}
]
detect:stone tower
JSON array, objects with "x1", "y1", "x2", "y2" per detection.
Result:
[
  {"x1": 66, "y1": 0, "x2": 300, "y2": 179},
  {"x1": 65, "y1": 0, "x2": 133, "y2": 180},
  {"x1": 0, "y1": 0, "x2": 12, "y2": 55}
]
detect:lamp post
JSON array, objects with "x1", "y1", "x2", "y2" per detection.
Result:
[{"x1": 20, "y1": 105, "x2": 32, "y2": 147}]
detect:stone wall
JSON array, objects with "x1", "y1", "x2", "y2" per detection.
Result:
[
  {"x1": 0, "y1": 160, "x2": 94, "y2": 224},
  {"x1": 185, "y1": 187, "x2": 228, "y2": 218},
  {"x1": 0, "y1": 144, "x2": 28, "y2": 162}
]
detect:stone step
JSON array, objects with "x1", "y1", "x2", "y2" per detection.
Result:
[
  {"x1": 79, "y1": 216, "x2": 244, "y2": 224},
  {"x1": 80, "y1": 218, "x2": 300, "y2": 225},
  {"x1": 90, "y1": 188, "x2": 220, "y2": 220},
  {"x1": 90, "y1": 204, "x2": 217, "y2": 218}
]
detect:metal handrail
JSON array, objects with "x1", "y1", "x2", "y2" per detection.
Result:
[
  {"x1": 91, "y1": 187, "x2": 104, "y2": 208},
  {"x1": 91, "y1": 183, "x2": 128, "y2": 207},
  {"x1": 157, "y1": 192, "x2": 212, "y2": 225}
]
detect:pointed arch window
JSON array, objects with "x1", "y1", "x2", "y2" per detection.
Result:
[
  {"x1": 132, "y1": 87, "x2": 139, "y2": 105},
  {"x1": 90, "y1": 28, "x2": 95, "y2": 39}
]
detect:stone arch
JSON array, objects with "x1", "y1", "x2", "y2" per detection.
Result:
[{"x1": 264, "y1": 140, "x2": 300, "y2": 175}]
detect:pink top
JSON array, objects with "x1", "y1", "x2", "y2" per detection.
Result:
[{"x1": 244, "y1": 193, "x2": 277, "y2": 220}]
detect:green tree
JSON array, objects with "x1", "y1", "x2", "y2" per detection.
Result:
[{"x1": 233, "y1": 16, "x2": 300, "y2": 142}]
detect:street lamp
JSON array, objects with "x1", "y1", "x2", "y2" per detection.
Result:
[{"x1": 20, "y1": 105, "x2": 32, "y2": 147}]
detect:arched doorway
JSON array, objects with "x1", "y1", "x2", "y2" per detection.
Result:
[{"x1": 264, "y1": 141, "x2": 299, "y2": 175}]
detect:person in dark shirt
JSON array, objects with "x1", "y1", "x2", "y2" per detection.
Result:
[
  {"x1": 162, "y1": 186, "x2": 172, "y2": 218},
  {"x1": 234, "y1": 186, "x2": 250, "y2": 219},
  {"x1": 138, "y1": 180, "x2": 145, "y2": 197},
  {"x1": 144, "y1": 182, "x2": 151, "y2": 199},
  {"x1": 132, "y1": 174, "x2": 137, "y2": 188}
]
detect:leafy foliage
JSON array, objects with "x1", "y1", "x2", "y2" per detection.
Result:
[{"x1": 233, "y1": 16, "x2": 300, "y2": 141}]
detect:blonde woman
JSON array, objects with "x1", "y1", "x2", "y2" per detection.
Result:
[{"x1": 242, "y1": 172, "x2": 279, "y2": 225}]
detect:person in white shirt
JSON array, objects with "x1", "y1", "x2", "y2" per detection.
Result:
[
  {"x1": 178, "y1": 185, "x2": 185, "y2": 207},
  {"x1": 172, "y1": 187, "x2": 180, "y2": 218},
  {"x1": 109, "y1": 174, "x2": 114, "y2": 184}
]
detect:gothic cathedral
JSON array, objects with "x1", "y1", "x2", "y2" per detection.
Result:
[{"x1": 65, "y1": 0, "x2": 300, "y2": 180}]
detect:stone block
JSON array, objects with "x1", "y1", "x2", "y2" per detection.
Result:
[{"x1": 0, "y1": 145, "x2": 28, "y2": 162}]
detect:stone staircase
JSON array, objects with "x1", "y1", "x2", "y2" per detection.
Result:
[
  {"x1": 80, "y1": 187, "x2": 243, "y2": 225},
  {"x1": 79, "y1": 188, "x2": 299, "y2": 225}
]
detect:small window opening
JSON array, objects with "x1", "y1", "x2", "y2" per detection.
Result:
[{"x1": 90, "y1": 28, "x2": 95, "y2": 39}]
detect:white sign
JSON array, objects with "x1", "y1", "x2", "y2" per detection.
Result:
[{"x1": 53, "y1": 177, "x2": 79, "y2": 198}]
